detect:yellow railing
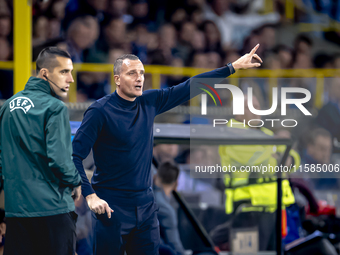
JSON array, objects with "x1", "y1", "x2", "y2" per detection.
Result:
[{"x1": 1, "y1": 61, "x2": 339, "y2": 108}]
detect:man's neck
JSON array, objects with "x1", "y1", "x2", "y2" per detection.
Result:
[
  {"x1": 155, "y1": 178, "x2": 173, "y2": 197},
  {"x1": 117, "y1": 89, "x2": 136, "y2": 102},
  {"x1": 162, "y1": 186, "x2": 173, "y2": 197}
]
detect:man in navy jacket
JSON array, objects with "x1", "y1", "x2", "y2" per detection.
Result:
[{"x1": 72, "y1": 44, "x2": 262, "y2": 255}]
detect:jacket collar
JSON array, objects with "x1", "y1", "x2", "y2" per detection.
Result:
[{"x1": 24, "y1": 76, "x2": 54, "y2": 95}]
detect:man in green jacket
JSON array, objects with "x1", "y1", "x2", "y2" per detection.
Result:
[{"x1": 0, "y1": 47, "x2": 81, "y2": 255}]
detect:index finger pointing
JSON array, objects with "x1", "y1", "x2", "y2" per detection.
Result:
[
  {"x1": 250, "y1": 44, "x2": 260, "y2": 56},
  {"x1": 105, "y1": 204, "x2": 113, "y2": 218}
]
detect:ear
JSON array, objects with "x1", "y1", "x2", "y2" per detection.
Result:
[
  {"x1": 40, "y1": 68, "x2": 49, "y2": 80},
  {"x1": 114, "y1": 74, "x2": 120, "y2": 87}
]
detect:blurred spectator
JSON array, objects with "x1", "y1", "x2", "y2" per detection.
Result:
[
  {"x1": 131, "y1": 24, "x2": 149, "y2": 63},
  {"x1": 176, "y1": 21, "x2": 197, "y2": 64},
  {"x1": 200, "y1": 20, "x2": 223, "y2": 54},
  {"x1": 190, "y1": 30, "x2": 206, "y2": 52},
  {"x1": 190, "y1": 8, "x2": 204, "y2": 28},
  {"x1": 288, "y1": 52, "x2": 315, "y2": 108},
  {"x1": 75, "y1": 169, "x2": 94, "y2": 255},
  {"x1": 50, "y1": 18, "x2": 62, "y2": 39},
  {"x1": 0, "y1": 37, "x2": 12, "y2": 99},
  {"x1": 313, "y1": 52, "x2": 333, "y2": 68},
  {"x1": 263, "y1": 52, "x2": 281, "y2": 70},
  {"x1": 109, "y1": 0, "x2": 130, "y2": 19},
  {"x1": 66, "y1": 16, "x2": 99, "y2": 62},
  {"x1": 203, "y1": 0, "x2": 280, "y2": 49},
  {"x1": 257, "y1": 24, "x2": 277, "y2": 52},
  {"x1": 41, "y1": 1, "x2": 67, "y2": 41},
  {"x1": 33, "y1": 16, "x2": 49, "y2": 46},
  {"x1": 300, "y1": 128, "x2": 338, "y2": 190},
  {"x1": 293, "y1": 52, "x2": 313, "y2": 69},
  {"x1": 0, "y1": 14, "x2": 11, "y2": 41},
  {"x1": 294, "y1": 34, "x2": 313, "y2": 56},
  {"x1": 206, "y1": 51, "x2": 221, "y2": 69},
  {"x1": 39, "y1": 0, "x2": 67, "y2": 22},
  {"x1": 230, "y1": 0, "x2": 266, "y2": 15},
  {"x1": 129, "y1": 0, "x2": 156, "y2": 31},
  {"x1": 33, "y1": 0, "x2": 52, "y2": 17},
  {"x1": 223, "y1": 50, "x2": 241, "y2": 64},
  {"x1": 241, "y1": 31, "x2": 261, "y2": 55},
  {"x1": 163, "y1": 57, "x2": 188, "y2": 88},
  {"x1": 0, "y1": 0, "x2": 11, "y2": 16},
  {"x1": 78, "y1": 72, "x2": 110, "y2": 100},
  {"x1": 149, "y1": 24, "x2": 177, "y2": 65},
  {"x1": 274, "y1": 45, "x2": 294, "y2": 69},
  {"x1": 333, "y1": 53, "x2": 340, "y2": 68},
  {"x1": 108, "y1": 48, "x2": 125, "y2": 64},
  {"x1": 75, "y1": 195, "x2": 93, "y2": 255},
  {"x1": 0, "y1": 38, "x2": 11, "y2": 61},
  {"x1": 63, "y1": 0, "x2": 109, "y2": 31},
  {"x1": 153, "y1": 144, "x2": 179, "y2": 166},
  {"x1": 301, "y1": 128, "x2": 332, "y2": 165},
  {"x1": 170, "y1": 8, "x2": 188, "y2": 30},
  {"x1": 102, "y1": 18, "x2": 128, "y2": 51},
  {"x1": 158, "y1": 23, "x2": 177, "y2": 51},
  {"x1": 315, "y1": 77, "x2": 340, "y2": 153},
  {"x1": 153, "y1": 162, "x2": 186, "y2": 255},
  {"x1": 190, "y1": 52, "x2": 209, "y2": 68}
]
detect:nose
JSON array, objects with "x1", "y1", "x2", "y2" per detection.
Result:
[
  {"x1": 136, "y1": 73, "x2": 143, "y2": 82},
  {"x1": 68, "y1": 73, "x2": 74, "y2": 83}
]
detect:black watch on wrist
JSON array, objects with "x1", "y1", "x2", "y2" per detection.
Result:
[{"x1": 226, "y1": 62, "x2": 235, "y2": 74}]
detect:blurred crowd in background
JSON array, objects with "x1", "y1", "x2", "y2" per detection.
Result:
[
  {"x1": 1, "y1": 0, "x2": 340, "y2": 101},
  {"x1": 1, "y1": 0, "x2": 340, "y2": 253}
]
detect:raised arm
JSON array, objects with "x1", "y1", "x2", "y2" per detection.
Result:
[{"x1": 150, "y1": 44, "x2": 262, "y2": 115}]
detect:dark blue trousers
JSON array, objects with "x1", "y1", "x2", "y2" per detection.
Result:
[{"x1": 93, "y1": 188, "x2": 160, "y2": 255}]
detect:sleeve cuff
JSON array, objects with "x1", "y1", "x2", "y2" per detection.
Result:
[{"x1": 226, "y1": 62, "x2": 236, "y2": 74}]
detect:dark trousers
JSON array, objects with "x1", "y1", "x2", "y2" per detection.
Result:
[
  {"x1": 93, "y1": 200, "x2": 160, "y2": 255},
  {"x1": 4, "y1": 211, "x2": 77, "y2": 255}
]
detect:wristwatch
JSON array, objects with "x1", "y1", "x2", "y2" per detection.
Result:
[{"x1": 226, "y1": 62, "x2": 235, "y2": 74}]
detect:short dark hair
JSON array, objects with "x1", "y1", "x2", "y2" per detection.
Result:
[
  {"x1": 114, "y1": 54, "x2": 140, "y2": 75},
  {"x1": 295, "y1": 34, "x2": 313, "y2": 47},
  {"x1": 36, "y1": 47, "x2": 71, "y2": 73},
  {"x1": 157, "y1": 162, "x2": 180, "y2": 185}
]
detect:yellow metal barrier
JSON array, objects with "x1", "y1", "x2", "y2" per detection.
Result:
[
  {"x1": 285, "y1": 0, "x2": 295, "y2": 20},
  {"x1": 1, "y1": 61, "x2": 339, "y2": 108},
  {"x1": 14, "y1": 0, "x2": 32, "y2": 94}
]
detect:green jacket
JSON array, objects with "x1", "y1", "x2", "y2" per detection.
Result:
[{"x1": 0, "y1": 77, "x2": 81, "y2": 217}]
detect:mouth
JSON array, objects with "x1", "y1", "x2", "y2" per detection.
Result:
[
  {"x1": 64, "y1": 86, "x2": 70, "y2": 91},
  {"x1": 135, "y1": 85, "x2": 142, "y2": 90}
]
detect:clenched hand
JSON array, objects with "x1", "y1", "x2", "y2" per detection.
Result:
[{"x1": 86, "y1": 193, "x2": 114, "y2": 218}]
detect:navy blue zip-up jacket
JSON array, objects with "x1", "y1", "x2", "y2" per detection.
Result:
[{"x1": 72, "y1": 66, "x2": 234, "y2": 204}]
